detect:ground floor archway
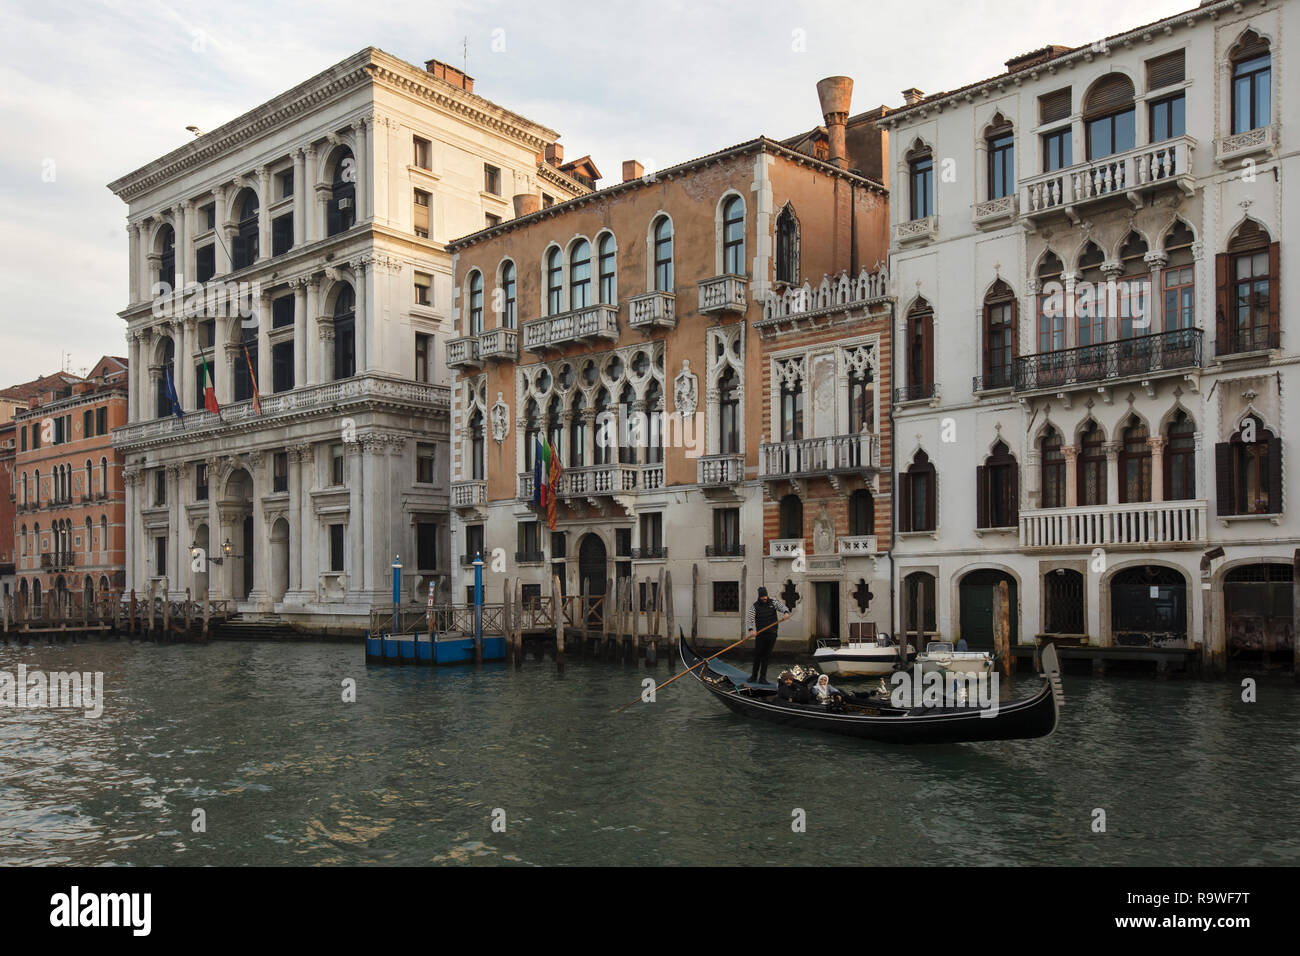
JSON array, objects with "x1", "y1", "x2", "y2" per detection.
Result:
[
  {"x1": 902, "y1": 571, "x2": 936, "y2": 645},
  {"x1": 1111, "y1": 565, "x2": 1187, "y2": 645},
  {"x1": 958, "y1": 568, "x2": 1018, "y2": 651},
  {"x1": 577, "y1": 533, "x2": 607, "y2": 625},
  {"x1": 1224, "y1": 562, "x2": 1293, "y2": 664}
]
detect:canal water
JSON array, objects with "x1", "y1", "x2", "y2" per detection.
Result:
[{"x1": 1, "y1": 639, "x2": 1296, "y2": 866}]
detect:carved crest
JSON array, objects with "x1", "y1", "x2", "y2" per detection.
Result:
[{"x1": 673, "y1": 360, "x2": 698, "y2": 419}]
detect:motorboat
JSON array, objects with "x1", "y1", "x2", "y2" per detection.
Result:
[
  {"x1": 917, "y1": 641, "x2": 994, "y2": 676},
  {"x1": 812, "y1": 636, "x2": 915, "y2": 677}
]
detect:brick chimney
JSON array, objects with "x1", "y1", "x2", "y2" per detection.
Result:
[
  {"x1": 816, "y1": 77, "x2": 854, "y2": 169},
  {"x1": 901, "y1": 87, "x2": 924, "y2": 106},
  {"x1": 424, "y1": 58, "x2": 474, "y2": 94},
  {"x1": 513, "y1": 193, "x2": 541, "y2": 217},
  {"x1": 544, "y1": 143, "x2": 564, "y2": 166},
  {"x1": 622, "y1": 160, "x2": 644, "y2": 183}
]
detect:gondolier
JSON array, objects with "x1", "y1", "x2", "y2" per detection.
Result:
[{"x1": 746, "y1": 587, "x2": 790, "y2": 684}]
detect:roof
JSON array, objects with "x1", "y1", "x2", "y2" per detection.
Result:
[
  {"x1": 0, "y1": 373, "x2": 84, "y2": 404},
  {"x1": 880, "y1": 0, "x2": 1237, "y2": 125},
  {"x1": 448, "y1": 135, "x2": 886, "y2": 251}
]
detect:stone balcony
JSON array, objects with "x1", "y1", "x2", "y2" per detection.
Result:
[
  {"x1": 560, "y1": 463, "x2": 639, "y2": 498},
  {"x1": 1021, "y1": 136, "x2": 1196, "y2": 224},
  {"x1": 1013, "y1": 328, "x2": 1202, "y2": 395},
  {"x1": 450, "y1": 480, "x2": 487, "y2": 512},
  {"x1": 1021, "y1": 499, "x2": 1208, "y2": 550},
  {"x1": 769, "y1": 538, "x2": 803, "y2": 558},
  {"x1": 972, "y1": 194, "x2": 1018, "y2": 230},
  {"x1": 1215, "y1": 124, "x2": 1275, "y2": 167},
  {"x1": 760, "y1": 433, "x2": 880, "y2": 481},
  {"x1": 628, "y1": 291, "x2": 675, "y2": 331},
  {"x1": 697, "y1": 453, "x2": 745, "y2": 488},
  {"x1": 894, "y1": 215, "x2": 937, "y2": 245},
  {"x1": 523, "y1": 304, "x2": 619, "y2": 352},
  {"x1": 478, "y1": 327, "x2": 518, "y2": 363},
  {"x1": 697, "y1": 275, "x2": 747, "y2": 315},
  {"x1": 836, "y1": 534, "x2": 878, "y2": 556},
  {"x1": 446, "y1": 335, "x2": 482, "y2": 370}
]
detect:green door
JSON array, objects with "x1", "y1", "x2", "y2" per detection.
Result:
[{"x1": 960, "y1": 584, "x2": 996, "y2": 649}]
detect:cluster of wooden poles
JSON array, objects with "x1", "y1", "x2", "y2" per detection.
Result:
[{"x1": 1, "y1": 588, "x2": 218, "y2": 642}]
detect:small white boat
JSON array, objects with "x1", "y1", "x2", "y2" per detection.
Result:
[
  {"x1": 812, "y1": 638, "x2": 915, "y2": 677},
  {"x1": 917, "y1": 641, "x2": 994, "y2": 676}
]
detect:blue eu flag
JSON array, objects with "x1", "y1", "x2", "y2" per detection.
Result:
[{"x1": 164, "y1": 365, "x2": 184, "y2": 422}]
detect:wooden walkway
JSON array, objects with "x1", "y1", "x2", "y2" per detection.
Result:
[{"x1": 2, "y1": 590, "x2": 236, "y2": 642}]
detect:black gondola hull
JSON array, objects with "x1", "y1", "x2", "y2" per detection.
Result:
[{"x1": 679, "y1": 636, "x2": 1061, "y2": 745}]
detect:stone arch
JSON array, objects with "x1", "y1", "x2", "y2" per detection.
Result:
[
  {"x1": 1100, "y1": 558, "x2": 1193, "y2": 647},
  {"x1": 952, "y1": 562, "x2": 1022, "y2": 649}
]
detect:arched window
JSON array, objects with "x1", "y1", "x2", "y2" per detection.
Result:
[
  {"x1": 19, "y1": 525, "x2": 26, "y2": 558},
  {"x1": 905, "y1": 301, "x2": 934, "y2": 399},
  {"x1": 500, "y1": 261, "x2": 516, "y2": 329},
  {"x1": 592, "y1": 389, "x2": 611, "y2": 465},
  {"x1": 1040, "y1": 428, "x2": 1065, "y2": 509},
  {"x1": 901, "y1": 451, "x2": 936, "y2": 532},
  {"x1": 569, "y1": 240, "x2": 592, "y2": 309},
  {"x1": 1118, "y1": 419, "x2": 1151, "y2": 503},
  {"x1": 1037, "y1": 252, "x2": 1066, "y2": 357},
  {"x1": 986, "y1": 116, "x2": 1014, "y2": 200},
  {"x1": 597, "y1": 233, "x2": 616, "y2": 304},
  {"x1": 101, "y1": 516, "x2": 108, "y2": 559},
  {"x1": 232, "y1": 189, "x2": 259, "y2": 270},
  {"x1": 778, "y1": 368, "x2": 803, "y2": 442},
  {"x1": 1116, "y1": 232, "x2": 1150, "y2": 341},
  {"x1": 158, "y1": 225, "x2": 176, "y2": 290},
  {"x1": 546, "y1": 395, "x2": 564, "y2": 461},
  {"x1": 1165, "y1": 412, "x2": 1196, "y2": 501},
  {"x1": 85, "y1": 460, "x2": 93, "y2": 497},
  {"x1": 775, "y1": 205, "x2": 799, "y2": 284},
  {"x1": 1078, "y1": 421, "x2": 1107, "y2": 506},
  {"x1": 982, "y1": 281, "x2": 1015, "y2": 389},
  {"x1": 1220, "y1": 220, "x2": 1277, "y2": 354},
  {"x1": 546, "y1": 247, "x2": 563, "y2": 315},
  {"x1": 907, "y1": 143, "x2": 934, "y2": 219},
  {"x1": 100, "y1": 457, "x2": 108, "y2": 496},
  {"x1": 1076, "y1": 242, "x2": 1107, "y2": 349},
  {"x1": 652, "y1": 216, "x2": 673, "y2": 292},
  {"x1": 523, "y1": 398, "x2": 540, "y2": 470},
  {"x1": 778, "y1": 494, "x2": 803, "y2": 540},
  {"x1": 1163, "y1": 220, "x2": 1195, "y2": 332},
  {"x1": 328, "y1": 148, "x2": 356, "y2": 236},
  {"x1": 1083, "y1": 73, "x2": 1135, "y2": 160},
  {"x1": 86, "y1": 518, "x2": 93, "y2": 556},
  {"x1": 1230, "y1": 31, "x2": 1271, "y2": 134},
  {"x1": 721, "y1": 196, "x2": 745, "y2": 275},
  {"x1": 848, "y1": 361, "x2": 874, "y2": 432},
  {"x1": 1219, "y1": 416, "x2": 1281, "y2": 515},
  {"x1": 976, "y1": 440, "x2": 1018, "y2": 529},
  {"x1": 468, "y1": 408, "x2": 485, "y2": 481},
  {"x1": 644, "y1": 379, "x2": 663, "y2": 465},
  {"x1": 618, "y1": 385, "x2": 638, "y2": 465},
  {"x1": 467, "y1": 271, "x2": 484, "y2": 335},
  {"x1": 849, "y1": 489, "x2": 874, "y2": 536},
  {"x1": 33, "y1": 470, "x2": 40, "y2": 505},
  {"x1": 569, "y1": 392, "x2": 587, "y2": 468},
  {"x1": 717, "y1": 366, "x2": 740, "y2": 455},
  {"x1": 20, "y1": 473, "x2": 26, "y2": 506},
  {"x1": 155, "y1": 336, "x2": 175, "y2": 419},
  {"x1": 332, "y1": 284, "x2": 357, "y2": 380}
]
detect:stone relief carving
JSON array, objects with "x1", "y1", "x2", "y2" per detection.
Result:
[
  {"x1": 490, "y1": 392, "x2": 510, "y2": 442},
  {"x1": 673, "y1": 360, "x2": 698, "y2": 419}
]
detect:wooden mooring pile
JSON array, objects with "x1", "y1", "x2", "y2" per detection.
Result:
[{"x1": 1, "y1": 589, "x2": 235, "y2": 644}]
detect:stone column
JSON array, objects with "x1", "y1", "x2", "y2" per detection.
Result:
[
  {"x1": 1144, "y1": 251, "x2": 1167, "y2": 336},
  {"x1": 128, "y1": 332, "x2": 141, "y2": 422},
  {"x1": 221, "y1": 344, "x2": 238, "y2": 406},
  {"x1": 353, "y1": 257, "x2": 369, "y2": 375},
  {"x1": 1025, "y1": 450, "x2": 1041, "y2": 509},
  {"x1": 206, "y1": 458, "x2": 224, "y2": 600},
  {"x1": 287, "y1": 445, "x2": 303, "y2": 596},
  {"x1": 166, "y1": 463, "x2": 183, "y2": 598},
  {"x1": 256, "y1": 166, "x2": 272, "y2": 262},
  {"x1": 122, "y1": 468, "x2": 138, "y2": 590},
  {"x1": 348, "y1": 441, "x2": 365, "y2": 599},
  {"x1": 128, "y1": 223, "x2": 142, "y2": 303},
  {"x1": 213, "y1": 186, "x2": 230, "y2": 275},
  {"x1": 172, "y1": 320, "x2": 188, "y2": 414},
  {"x1": 257, "y1": 291, "x2": 272, "y2": 395},
  {"x1": 247, "y1": 452, "x2": 269, "y2": 608},
  {"x1": 1148, "y1": 436, "x2": 1166, "y2": 503},
  {"x1": 1062, "y1": 271, "x2": 1079, "y2": 349},
  {"x1": 302, "y1": 146, "x2": 318, "y2": 243},
  {"x1": 354, "y1": 117, "x2": 370, "y2": 222},
  {"x1": 304, "y1": 275, "x2": 320, "y2": 386},
  {"x1": 1104, "y1": 442, "x2": 1121, "y2": 505},
  {"x1": 1063, "y1": 445, "x2": 1079, "y2": 508},
  {"x1": 319, "y1": 327, "x2": 334, "y2": 384},
  {"x1": 361, "y1": 438, "x2": 379, "y2": 595},
  {"x1": 292, "y1": 279, "x2": 308, "y2": 387},
  {"x1": 1101, "y1": 262, "x2": 1123, "y2": 342},
  {"x1": 292, "y1": 149, "x2": 307, "y2": 248},
  {"x1": 137, "y1": 217, "x2": 154, "y2": 301},
  {"x1": 181, "y1": 200, "x2": 196, "y2": 285},
  {"x1": 299, "y1": 445, "x2": 317, "y2": 601}
]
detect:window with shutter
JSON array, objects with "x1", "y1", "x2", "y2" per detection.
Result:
[
  {"x1": 1039, "y1": 88, "x2": 1071, "y2": 124},
  {"x1": 1146, "y1": 50, "x2": 1185, "y2": 90},
  {"x1": 1267, "y1": 435, "x2": 1283, "y2": 514},
  {"x1": 975, "y1": 465, "x2": 989, "y2": 529}
]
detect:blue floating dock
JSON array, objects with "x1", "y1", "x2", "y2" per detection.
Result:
[{"x1": 366, "y1": 631, "x2": 507, "y2": 666}]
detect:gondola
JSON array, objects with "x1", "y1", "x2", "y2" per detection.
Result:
[{"x1": 678, "y1": 635, "x2": 1063, "y2": 744}]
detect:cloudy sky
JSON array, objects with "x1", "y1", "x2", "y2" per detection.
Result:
[{"x1": 0, "y1": 0, "x2": 1193, "y2": 387}]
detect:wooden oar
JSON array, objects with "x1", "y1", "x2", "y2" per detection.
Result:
[{"x1": 615, "y1": 616, "x2": 784, "y2": 713}]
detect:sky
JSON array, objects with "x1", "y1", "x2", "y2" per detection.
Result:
[{"x1": 0, "y1": 0, "x2": 1195, "y2": 388}]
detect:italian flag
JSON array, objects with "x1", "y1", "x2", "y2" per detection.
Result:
[{"x1": 202, "y1": 355, "x2": 220, "y2": 415}]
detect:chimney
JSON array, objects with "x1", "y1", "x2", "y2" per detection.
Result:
[
  {"x1": 424, "y1": 58, "x2": 475, "y2": 94},
  {"x1": 622, "y1": 160, "x2": 645, "y2": 183},
  {"x1": 901, "y1": 87, "x2": 924, "y2": 106},
  {"x1": 544, "y1": 143, "x2": 564, "y2": 166},
  {"x1": 816, "y1": 76, "x2": 854, "y2": 169},
  {"x1": 513, "y1": 193, "x2": 541, "y2": 218}
]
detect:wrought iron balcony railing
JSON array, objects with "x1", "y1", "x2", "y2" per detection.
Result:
[
  {"x1": 1013, "y1": 327, "x2": 1202, "y2": 392},
  {"x1": 1218, "y1": 326, "x2": 1280, "y2": 357},
  {"x1": 705, "y1": 543, "x2": 745, "y2": 557},
  {"x1": 973, "y1": 366, "x2": 1013, "y2": 392},
  {"x1": 631, "y1": 547, "x2": 668, "y2": 560},
  {"x1": 894, "y1": 383, "x2": 936, "y2": 403}
]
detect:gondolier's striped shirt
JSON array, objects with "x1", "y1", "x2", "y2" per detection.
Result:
[{"x1": 746, "y1": 597, "x2": 790, "y2": 633}]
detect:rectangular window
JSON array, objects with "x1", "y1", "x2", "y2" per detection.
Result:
[
  {"x1": 195, "y1": 462, "x2": 209, "y2": 501},
  {"x1": 615, "y1": 528, "x2": 632, "y2": 558},
  {"x1": 987, "y1": 132, "x2": 1014, "y2": 200},
  {"x1": 83, "y1": 409, "x2": 94, "y2": 439},
  {"x1": 414, "y1": 271, "x2": 432, "y2": 307},
  {"x1": 96, "y1": 406, "x2": 107, "y2": 435},
  {"x1": 1042, "y1": 127, "x2": 1072, "y2": 172},
  {"x1": 196, "y1": 245, "x2": 216, "y2": 283},
  {"x1": 20, "y1": 428, "x2": 26, "y2": 452},
  {"x1": 712, "y1": 508, "x2": 740, "y2": 556},
  {"x1": 272, "y1": 295, "x2": 295, "y2": 329},
  {"x1": 517, "y1": 521, "x2": 541, "y2": 561},
  {"x1": 31, "y1": 424, "x2": 40, "y2": 449},
  {"x1": 416, "y1": 443, "x2": 436, "y2": 484},
  {"x1": 542, "y1": 193, "x2": 555, "y2": 208},
  {"x1": 279, "y1": 169, "x2": 294, "y2": 198},
  {"x1": 551, "y1": 531, "x2": 567, "y2": 559},
  {"x1": 273, "y1": 452, "x2": 288, "y2": 493},
  {"x1": 485, "y1": 213, "x2": 501, "y2": 228},
  {"x1": 483, "y1": 164, "x2": 501, "y2": 195},
  {"x1": 1232, "y1": 54, "x2": 1271, "y2": 134},
  {"x1": 1086, "y1": 108, "x2": 1135, "y2": 160},
  {"x1": 639, "y1": 512, "x2": 663, "y2": 552},
  {"x1": 414, "y1": 333, "x2": 431, "y2": 383},
  {"x1": 1039, "y1": 87, "x2": 1072, "y2": 125},
  {"x1": 908, "y1": 155, "x2": 934, "y2": 219},
  {"x1": 465, "y1": 524, "x2": 484, "y2": 564},
  {"x1": 154, "y1": 469, "x2": 166, "y2": 507},
  {"x1": 1163, "y1": 265, "x2": 1194, "y2": 331},
  {"x1": 329, "y1": 524, "x2": 345, "y2": 572},
  {"x1": 271, "y1": 214, "x2": 293, "y2": 257},
  {"x1": 1149, "y1": 94, "x2": 1185, "y2": 143},
  {"x1": 416, "y1": 521, "x2": 437, "y2": 570},
  {"x1": 272, "y1": 342, "x2": 293, "y2": 393},
  {"x1": 413, "y1": 189, "x2": 431, "y2": 238},
  {"x1": 331, "y1": 444, "x2": 345, "y2": 486},
  {"x1": 413, "y1": 136, "x2": 431, "y2": 170},
  {"x1": 234, "y1": 341, "x2": 257, "y2": 401},
  {"x1": 155, "y1": 536, "x2": 167, "y2": 577},
  {"x1": 202, "y1": 203, "x2": 216, "y2": 231},
  {"x1": 712, "y1": 581, "x2": 739, "y2": 613}
]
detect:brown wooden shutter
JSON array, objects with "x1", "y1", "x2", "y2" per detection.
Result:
[
  {"x1": 1215, "y1": 253, "x2": 1231, "y2": 354},
  {"x1": 1267, "y1": 435, "x2": 1283, "y2": 514},
  {"x1": 925, "y1": 466, "x2": 937, "y2": 531},
  {"x1": 1146, "y1": 50, "x2": 1185, "y2": 90},
  {"x1": 1268, "y1": 241, "x2": 1281, "y2": 348},
  {"x1": 1215, "y1": 442, "x2": 1234, "y2": 516},
  {"x1": 1083, "y1": 74, "x2": 1135, "y2": 119},
  {"x1": 1040, "y1": 88, "x2": 1072, "y2": 124},
  {"x1": 899, "y1": 472, "x2": 913, "y2": 532},
  {"x1": 922, "y1": 313, "x2": 935, "y2": 390},
  {"x1": 1008, "y1": 463, "x2": 1020, "y2": 526},
  {"x1": 976, "y1": 465, "x2": 989, "y2": 529}
]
